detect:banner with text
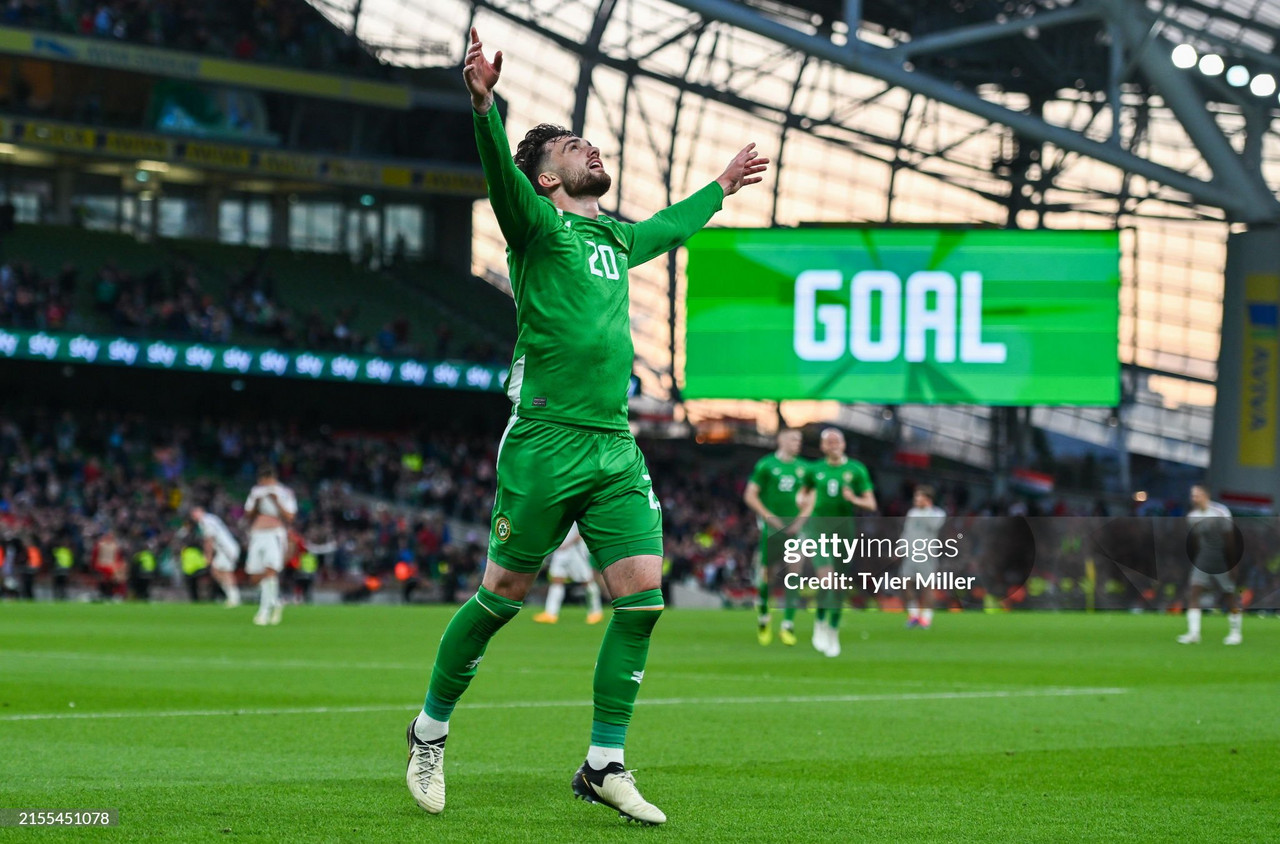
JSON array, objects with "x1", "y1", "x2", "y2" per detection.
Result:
[
  {"x1": 0, "y1": 116, "x2": 485, "y2": 197},
  {"x1": 684, "y1": 228, "x2": 1120, "y2": 405},
  {"x1": 0, "y1": 328, "x2": 507, "y2": 392},
  {"x1": 0, "y1": 27, "x2": 411, "y2": 108}
]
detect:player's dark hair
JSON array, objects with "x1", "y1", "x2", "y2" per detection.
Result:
[
  {"x1": 916, "y1": 484, "x2": 935, "y2": 502},
  {"x1": 258, "y1": 465, "x2": 276, "y2": 480},
  {"x1": 514, "y1": 123, "x2": 574, "y2": 196}
]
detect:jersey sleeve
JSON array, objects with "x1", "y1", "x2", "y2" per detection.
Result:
[
  {"x1": 474, "y1": 107, "x2": 560, "y2": 251},
  {"x1": 244, "y1": 488, "x2": 258, "y2": 511},
  {"x1": 800, "y1": 464, "x2": 816, "y2": 491},
  {"x1": 850, "y1": 464, "x2": 873, "y2": 495},
  {"x1": 282, "y1": 489, "x2": 298, "y2": 516},
  {"x1": 748, "y1": 459, "x2": 769, "y2": 488},
  {"x1": 928, "y1": 509, "x2": 948, "y2": 533},
  {"x1": 620, "y1": 181, "x2": 724, "y2": 267}
]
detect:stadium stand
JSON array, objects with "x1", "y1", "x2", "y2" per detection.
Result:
[
  {"x1": 8, "y1": 0, "x2": 385, "y2": 75},
  {"x1": 4, "y1": 406, "x2": 1276, "y2": 610},
  {"x1": 0, "y1": 224, "x2": 514, "y2": 361},
  {"x1": 0, "y1": 407, "x2": 498, "y2": 601}
]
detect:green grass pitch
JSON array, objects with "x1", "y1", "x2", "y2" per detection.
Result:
[{"x1": 1, "y1": 603, "x2": 1277, "y2": 842}]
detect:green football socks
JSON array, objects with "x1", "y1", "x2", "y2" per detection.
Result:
[
  {"x1": 822, "y1": 587, "x2": 843, "y2": 630},
  {"x1": 783, "y1": 588, "x2": 797, "y2": 623},
  {"x1": 422, "y1": 586, "x2": 522, "y2": 722},
  {"x1": 590, "y1": 588, "x2": 664, "y2": 749}
]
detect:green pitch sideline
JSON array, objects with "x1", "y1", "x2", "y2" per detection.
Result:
[{"x1": 405, "y1": 26, "x2": 769, "y2": 827}]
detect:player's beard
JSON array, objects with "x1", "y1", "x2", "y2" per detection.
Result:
[{"x1": 563, "y1": 166, "x2": 612, "y2": 198}]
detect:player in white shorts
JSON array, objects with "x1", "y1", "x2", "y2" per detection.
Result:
[
  {"x1": 899, "y1": 485, "x2": 948, "y2": 630},
  {"x1": 245, "y1": 465, "x2": 297, "y2": 626},
  {"x1": 1179, "y1": 484, "x2": 1243, "y2": 645},
  {"x1": 534, "y1": 522, "x2": 604, "y2": 624},
  {"x1": 191, "y1": 506, "x2": 243, "y2": 607}
]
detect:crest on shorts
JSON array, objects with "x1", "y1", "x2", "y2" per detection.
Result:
[{"x1": 495, "y1": 517, "x2": 511, "y2": 542}]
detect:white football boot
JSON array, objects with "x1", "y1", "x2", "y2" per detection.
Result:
[
  {"x1": 405, "y1": 716, "x2": 446, "y2": 814},
  {"x1": 572, "y1": 761, "x2": 666, "y2": 825}
]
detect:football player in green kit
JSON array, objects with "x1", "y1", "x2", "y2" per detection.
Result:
[
  {"x1": 796, "y1": 428, "x2": 876, "y2": 657},
  {"x1": 743, "y1": 428, "x2": 807, "y2": 646},
  {"x1": 405, "y1": 27, "x2": 769, "y2": 827}
]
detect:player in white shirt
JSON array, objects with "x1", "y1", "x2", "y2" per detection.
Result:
[
  {"x1": 1179, "y1": 485, "x2": 1242, "y2": 645},
  {"x1": 900, "y1": 485, "x2": 948, "y2": 630},
  {"x1": 244, "y1": 465, "x2": 297, "y2": 626},
  {"x1": 190, "y1": 506, "x2": 243, "y2": 607},
  {"x1": 533, "y1": 522, "x2": 604, "y2": 624}
]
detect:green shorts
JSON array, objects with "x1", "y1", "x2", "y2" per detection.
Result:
[
  {"x1": 757, "y1": 525, "x2": 797, "y2": 570},
  {"x1": 488, "y1": 415, "x2": 663, "y2": 574}
]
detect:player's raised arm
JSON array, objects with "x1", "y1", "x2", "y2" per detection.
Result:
[
  {"x1": 715, "y1": 143, "x2": 770, "y2": 197},
  {"x1": 625, "y1": 143, "x2": 770, "y2": 266},
  {"x1": 463, "y1": 26, "x2": 502, "y2": 115},
  {"x1": 465, "y1": 27, "x2": 558, "y2": 250}
]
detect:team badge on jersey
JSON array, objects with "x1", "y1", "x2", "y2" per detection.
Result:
[{"x1": 496, "y1": 517, "x2": 512, "y2": 542}]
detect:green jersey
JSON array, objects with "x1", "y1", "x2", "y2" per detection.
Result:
[
  {"x1": 748, "y1": 453, "x2": 806, "y2": 519},
  {"x1": 474, "y1": 107, "x2": 725, "y2": 430},
  {"x1": 802, "y1": 458, "x2": 873, "y2": 519}
]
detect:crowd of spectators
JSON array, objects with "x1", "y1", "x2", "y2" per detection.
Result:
[
  {"x1": 7, "y1": 0, "x2": 383, "y2": 75},
  {"x1": 0, "y1": 408, "x2": 499, "y2": 601},
  {"x1": 0, "y1": 255, "x2": 376, "y2": 352},
  {"x1": 0, "y1": 409, "x2": 779, "y2": 604},
  {"x1": 0, "y1": 261, "x2": 77, "y2": 332},
  {"x1": 1, "y1": 252, "x2": 507, "y2": 362},
  {"x1": 91, "y1": 258, "x2": 381, "y2": 352},
  {"x1": 2, "y1": 407, "x2": 1277, "y2": 609}
]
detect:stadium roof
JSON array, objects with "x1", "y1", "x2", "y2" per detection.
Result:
[
  {"x1": 308, "y1": 0, "x2": 1276, "y2": 468},
  {"x1": 315, "y1": 0, "x2": 1280, "y2": 219},
  {"x1": 1158, "y1": 0, "x2": 1280, "y2": 56}
]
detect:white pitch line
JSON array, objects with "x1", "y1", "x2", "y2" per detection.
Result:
[
  {"x1": 1, "y1": 651, "x2": 425, "y2": 672},
  {"x1": 0, "y1": 687, "x2": 1126, "y2": 722},
  {"x1": 1, "y1": 653, "x2": 1036, "y2": 691}
]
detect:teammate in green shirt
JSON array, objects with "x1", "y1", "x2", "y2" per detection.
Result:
[
  {"x1": 796, "y1": 428, "x2": 876, "y2": 657},
  {"x1": 743, "y1": 428, "x2": 807, "y2": 646},
  {"x1": 406, "y1": 27, "x2": 768, "y2": 827}
]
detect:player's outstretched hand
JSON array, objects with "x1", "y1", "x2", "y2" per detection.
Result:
[
  {"x1": 716, "y1": 144, "x2": 770, "y2": 197},
  {"x1": 464, "y1": 27, "x2": 503, "y2": 112}
]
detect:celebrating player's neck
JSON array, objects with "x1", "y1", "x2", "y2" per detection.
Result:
[{"x1": 549, "y1": 189, "x2": 602, "y2": 220}]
